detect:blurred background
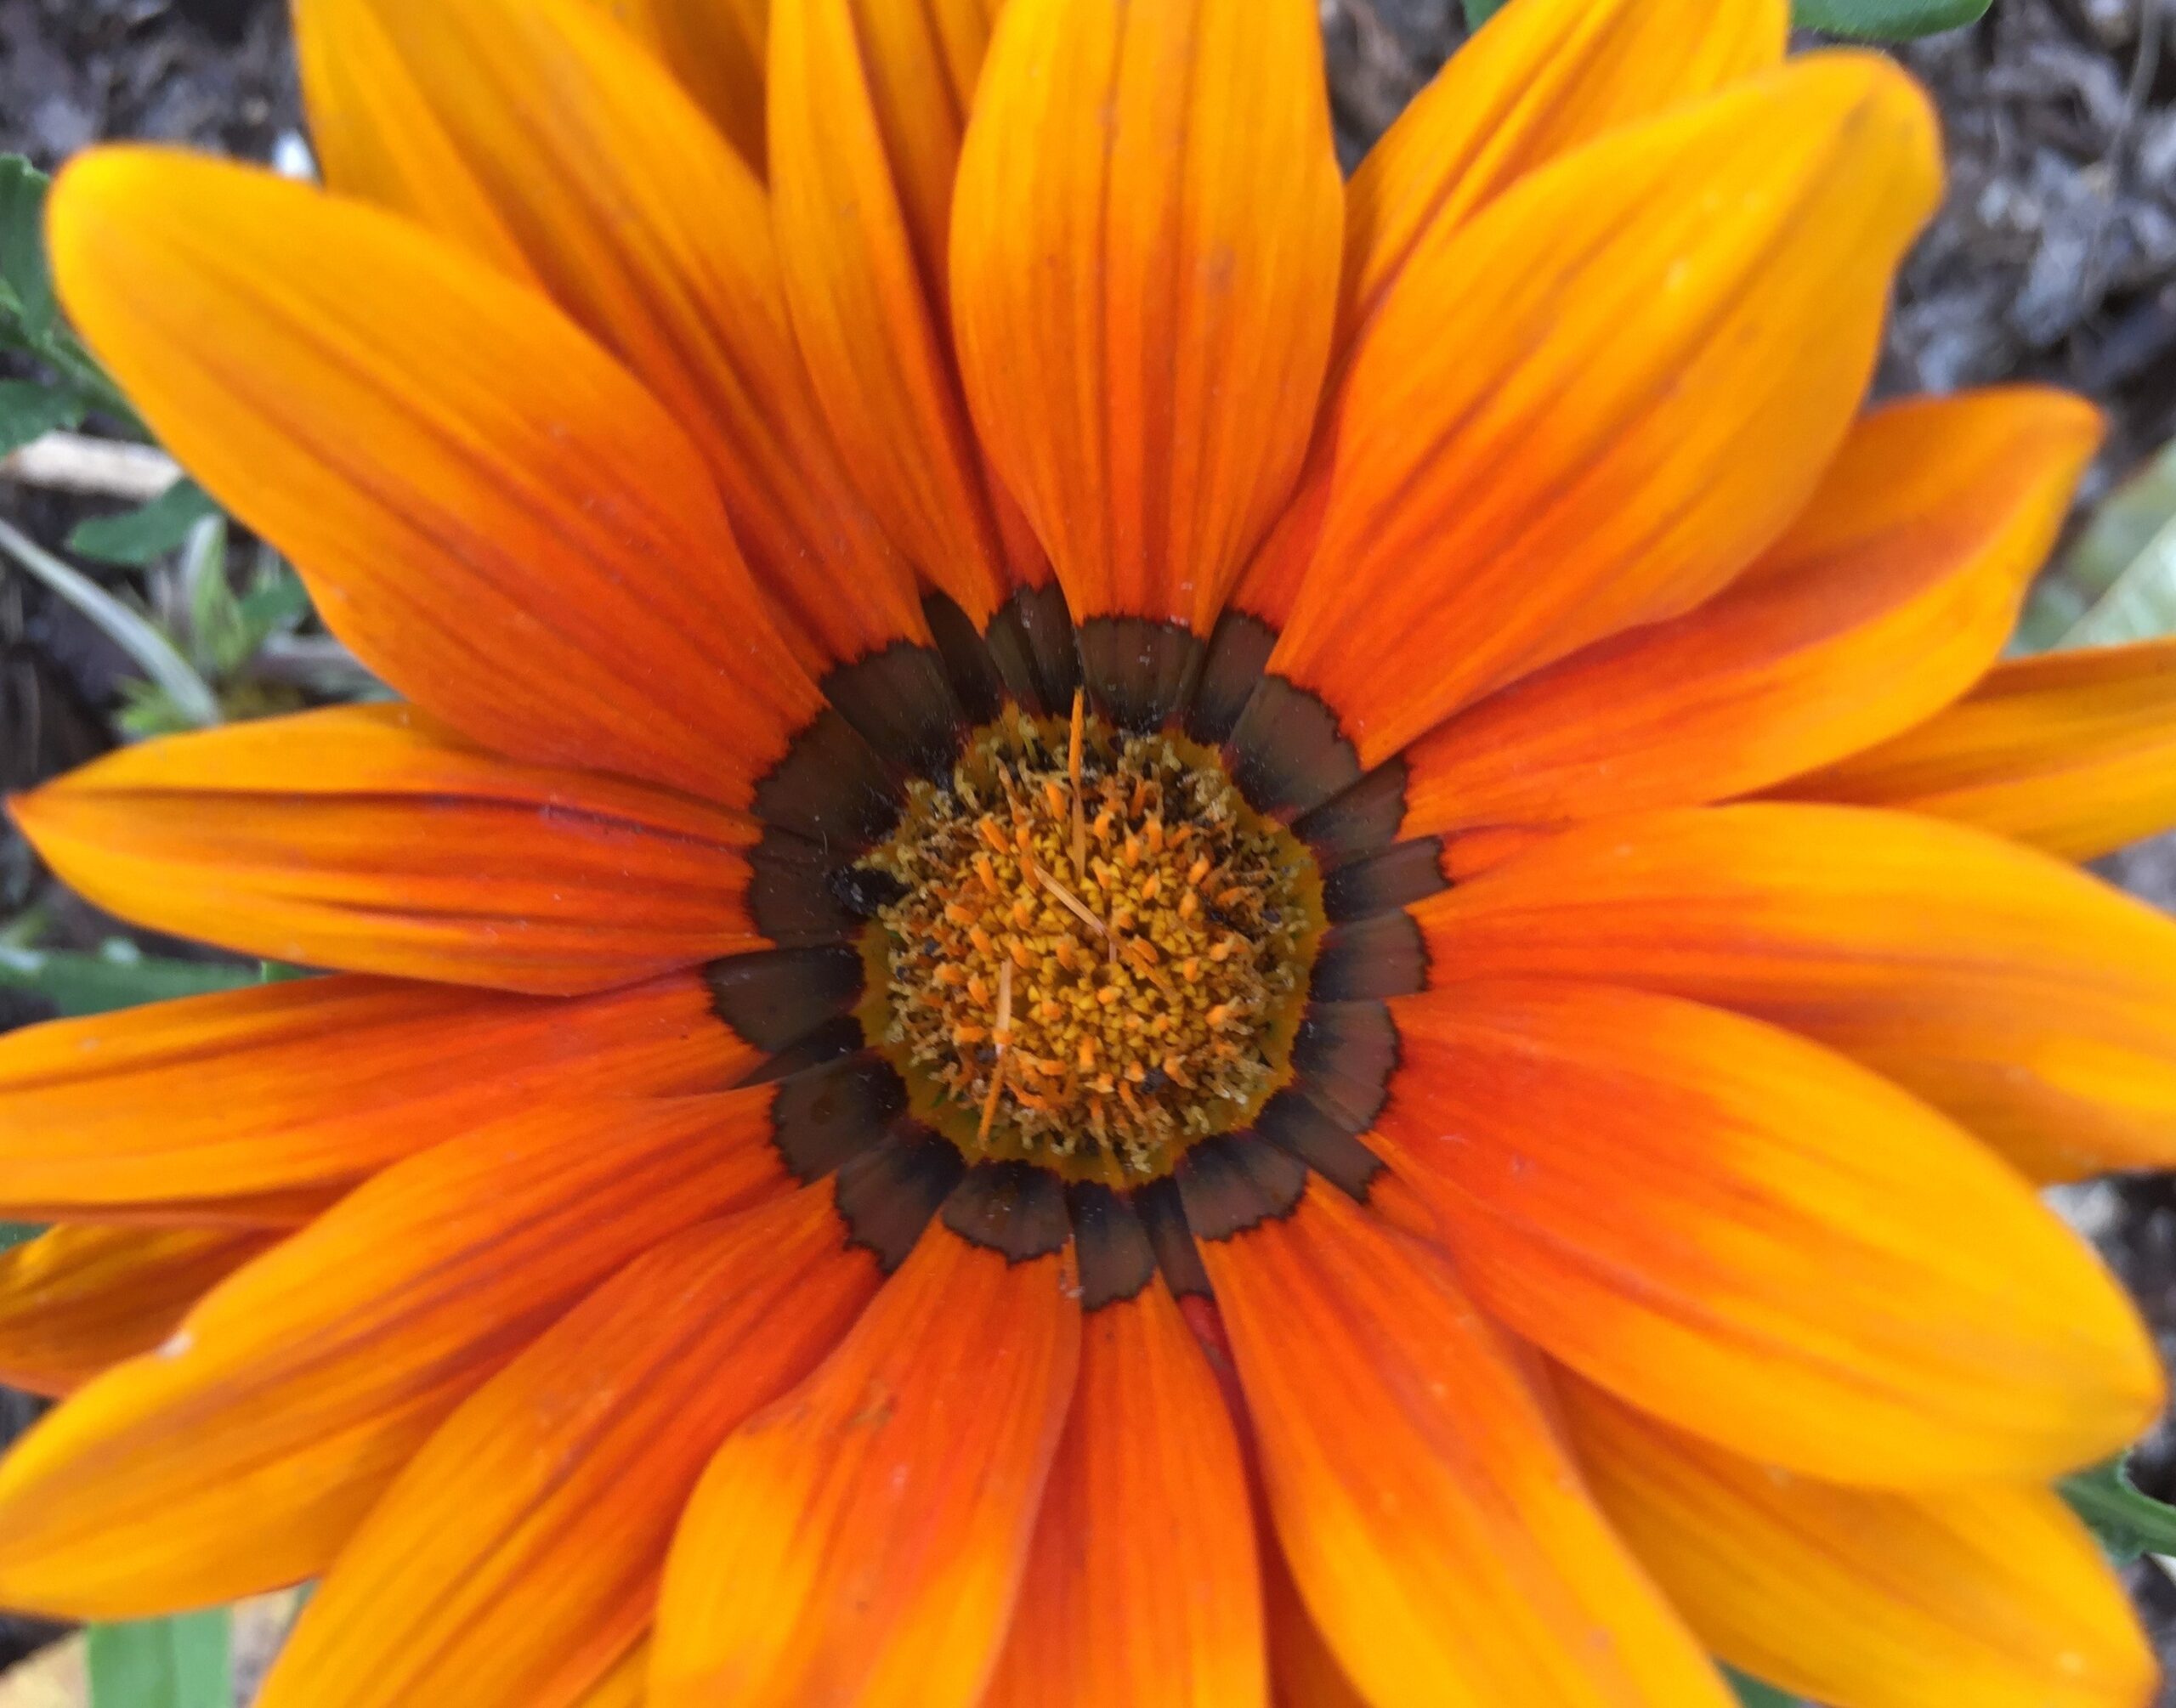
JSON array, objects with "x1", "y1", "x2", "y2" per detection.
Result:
[{"x1": 3, "y1": 0, "x2": 2176, "y2": 1700}]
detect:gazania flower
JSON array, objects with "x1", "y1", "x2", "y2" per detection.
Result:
[{"x1": 3, "y1": 0, "x2": 2175, "y2": 1700}]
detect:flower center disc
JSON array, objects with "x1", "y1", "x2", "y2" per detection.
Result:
[{"x1": 857, "y1": 704, "x2": 1323, "y2": 1185}]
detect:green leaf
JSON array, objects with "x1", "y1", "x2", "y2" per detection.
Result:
[
  {"x1": 1725, "y1": 1667, "x2": 1802, "y2": 1707},
  {"x1": 0, "y1": 943, "x2": 267, "y2": 1017},
  {"x1": 2015, "y1": 441, "x2": 2176, "y2": 652},
  {"x1": 0, "y1": 376, "x2": 82, "y2": 456},
  {"x1": 0, "y1": 1224, "x2": 44, "y2": 1255},
  {"x1": 1794, "y1": 0, "x2": 1990, "y2": 35},
  {"x1": 1461, "y1": 0, "x2": 1508, "y2": 25},
  {"x1": 2061, "y1": 1455, "x2": 2176, "y2": 1564},
  {"x1": 0, "y1": 155, "x2": 58, "y2": 342},
  {"x1": 68, "y1": 478, "x2": 223, "y2": 568},
  {"x1": 0, "y1": 513, "x2": 223, "y2": 727},
  {"x1": 87, "y1": 1611, "x2": 230, "y2": 1708}
]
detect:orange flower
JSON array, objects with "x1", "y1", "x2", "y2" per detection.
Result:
[{"x1": 0, "y1": 0, "x2": 2168, "y2": 1702}]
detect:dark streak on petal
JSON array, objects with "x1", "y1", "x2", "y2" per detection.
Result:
[
  {"x1": 1134, "y1": 1175, "x2": 1212, "y2": 1298},
  {"x1": 1174, "y1": 1132, "x2": 1306, "y2": 1241},
  {"x1": 834, "y1": 1119, "x2": 966, "y2": 1273},
  {"x1": 704, "y1": 944, "x2": 864, "y2": 1052},
  {"x1": 941, "y1": 1160, "x2": 1072, "y2": 1260},
  {"x1": 1074, "y1": 616, "x2": 1205, "y2": 733},
  {"x1": 1225, "y1": 673, "x2": 1363, "y2": 820},
  {"x1": 768, "y1": 1049, "x2": 907, "y2": 1183},
  {"x1": 1067, "y1": 1181, "x2": 1158, "y2": 1310},
  {"x1": 1313, "y1": 910, "x2": 1428, "y2": 1000}
]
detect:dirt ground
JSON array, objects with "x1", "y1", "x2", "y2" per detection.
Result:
[{"x1": 7, "y1": 0, "x2": 2176, "y2": 1694}]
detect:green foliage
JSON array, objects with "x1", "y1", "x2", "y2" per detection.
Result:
[
  {"x1": 0, "y1": 154, "x2": 59, "y2": 344},
  {"x1": 86, "y1": 1611, "x2": 230, "y2": 1708},
  {"x1": 1724, "y1": 1667, "x2": 1802, "y2": 1706},
  {"x1": 2017, "y1": 439, "x2": 2176, "y2": 651},
  {"x1": 0, "y1": 376, "x2": 82, "y2": 456},
  {"x1": 0, "y1": 939, "x2": 270, "y2": 1017},
  {"x1": 0, "y1": 1224, "x2": 42, "y2": 1255},
  {"x1": 1793, "y1": 0, "x2": 1992, "y2": 35},
  {"x1": 69, "y1": 478, "x2": 221, "y2": 568},
  {"x1": 1467, "y1": 0, "x2": 1985, "y2": 36},
  {"x1": 0, "y1": 155, "x2": 139, "y2": 431},
  {"x1": 2061, "y1": 1456, "x2": 2176, "y2": 1564}
]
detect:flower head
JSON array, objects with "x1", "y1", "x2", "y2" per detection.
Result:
[{"x1": 0, "y1": 0, "x2": 2171, "y2": 1703}]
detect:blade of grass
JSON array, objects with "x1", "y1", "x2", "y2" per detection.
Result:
[
  {"x1": 86, "y1": 1612, "x2": 230, "y2": 1708},
  {"x1": 0, "y1": 512, "x2": 220, "y2": 728}
]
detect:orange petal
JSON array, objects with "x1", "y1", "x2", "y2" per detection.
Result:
[
  {"x1": 951, "y1": 0, "x2": 1342, "y2": 633},
  {"x1": 0, "y1": 966, "x2": 747, "y2": 1210},
  {"x1": 1782, "y1": 639, "x2": 2176, "y2": 862},
  {"x1": 0, "y1": 1226, "x2": 275, "y2": 1398},
  {"x1": 1250, "y1": 56, "x2": 1940, "y2": 766},
  {"x1": 588, "y1": 0, "x2": 768, "y2": 171},
  {"x1": 572, "y1": 1639, "x2": 649, "y2": 1708},
  {"x1": 1373, "y1": 980, "x2": 2162, "y2": 1485},
  {"x1": 1414, "y1": 803, "x2": 2176, "y2": 1182},
  {"x1": 11, "y1": 704, "x2": 763, "y2": 995},
  {"x1": 1561, "y1": 1375, "x2": 2158, "y2": 1708},
  {"x1": 1399, "y1": 390, "x2": 2100, "y2": 837},
  {"x1": 1262, "y1": 1523, "x2": 1368, "y2": 1708},
  {"x1": 0, "y1": 1092, "x2": 788, "y2": 1618},
  {"x1": 48, "y1": 146, "x2": 820, "y2": 803},
  {"x1": 768, "y1": 0, "x2": 1024, "y2": 624},
  {"x1": 291, "y1": 0, "x2": 917, "y2": 676},
  {"x1": 291, "y1": 0, "x2": 538, "y2": 285},
  {"x1": 650, "y1": 1225, "x2": 1080, "y2": 1708},
  {"x1": 259, "y1": 1190, "x2": 878, "y2": 1708},
  {"x1": 1201, "y1": 1181, "x2": 1734, "y2": 1708},
  {"x1": 1341, "y1": 0, "x2": 1783, "y2": 351},
  {"x1": 983, "y1": 1281, "x2": 1263, "y2": 1708}
]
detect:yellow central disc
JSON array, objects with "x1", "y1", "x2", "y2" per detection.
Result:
[{"x1": 857, "y1": 702, "x2": 1323, "y2": 1185}]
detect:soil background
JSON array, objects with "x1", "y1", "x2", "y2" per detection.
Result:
[{"x1": 6, "y1": 0, "x2": 2176, "y2": 1696}]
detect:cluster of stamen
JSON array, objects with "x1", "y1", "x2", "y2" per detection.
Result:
[{"x1": 858, "y1": 696, "x2": 1319, "y2": 1184}]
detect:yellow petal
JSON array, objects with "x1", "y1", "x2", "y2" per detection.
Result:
[
  {"x1": 1374, "y1": 980, "x2": 2164, "y2": 1486},
  {"x1": 1415, "y1": 804, "x2": 2176, "y2": 1181},
  {"x1": 952, "y1": 0, "x2": 1343, "y2": 639},
  {"x1": 48, "y1": 147, "x2": 820, "y2": 805},
  {"x1": 1246, "y1": 55, "x2": 1940, "y2": 769},
  {"x1": 1342, "y1": 0, "x2": 1784, "y2": 347},
  {"x1": 1784, "y1": 639, "x2": 2176, "y2": 862},
  {"x1": 1400, "y1": 389, "x2": 2100, "y2": 836},
  {"x1": 1563, "y1": 1374, "x2": 2158, "y2": 1708}
]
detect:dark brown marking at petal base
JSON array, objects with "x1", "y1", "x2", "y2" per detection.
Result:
[
  {"x1": 768, "y1": 1049, "x2": 907, "y2": 1182},
  {"x1": 834, "y1": 1120, "x2": 966, "y2": 1273},
  {"x1": 1174, "y1": 1133, "x2": 1306, "y2": 1241},
  {"x1": 1134, "y1": 1176, "x2": 1212, "y2": 1298},
  {"x1": 1074, "y1": 617, "x2": 1205, "y2": 732},
  {"x1": 922, "y1": 591, "x2": 1006, "y2": 726},
  {"x1": 752, "y1": 707, "x2": 904, "y2": 848},
  {"x1": 1292, "y1": 999, "x2": 1399, "y2": 1132},
  {"x1": 983, "y1": 582, "x2": 1082, "y2": 715},
  {"x1": 1295, "y1": 759, "x2": 1411, "y2": 869},
  {"x1": 1187, "y1": 611, "x2": 1277, "y2": 747},
  {"x1": 1321, "y1": 839, "x2": 1448, "y2": 923},
  {"x1": 745, "y1": 833, "x2": 868, "y2": 945},
  {"x1": 1067, "y1": 1182, "x2": 1159, "y2": 1310},
  {"x1": 941, "y1": 1161, "x2": 1072, "y2": 1261},
  {"x1": 1225, "y1": 675, "x2": 1363, "y2": 821},
  {"x1": 734, "y1": 1014, "x2": 866, "y2": 1086},
  {"x1": 820, "y1": 642, "x2": 966, "y2": 780},
  {"x1": 1313, "y1": 910, "x2": 1428, "y2": 1001},
  {"x1": 1255, "y1": 1088, "x2": 1384, "y2": 1200},
  {"x1": 704, "y1": 946, "x2": 864, "y2": 1052}
]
